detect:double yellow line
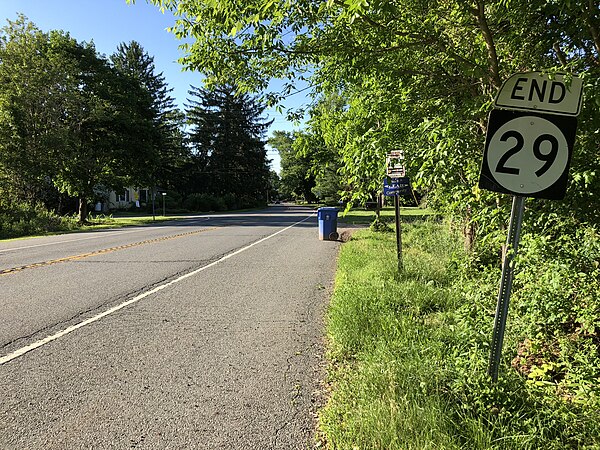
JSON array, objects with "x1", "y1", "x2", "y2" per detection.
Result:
[{"x1": 0, "y1": 227, "x2": 218, "y2": 276}]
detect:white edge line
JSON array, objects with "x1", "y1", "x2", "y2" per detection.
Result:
[{"x1": 0, "y1": 214, "x2": 315, "y2": 365}]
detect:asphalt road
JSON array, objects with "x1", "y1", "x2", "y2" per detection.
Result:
[{"x1": 0, "y1": 205, "x2": 341, "y2": 449}]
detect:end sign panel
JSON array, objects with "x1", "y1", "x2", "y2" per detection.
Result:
[
  {"x1": 479, "y1": 72, "x2": 582, "y2": 200},
  {"x1": 494, "y1": 72, "x2": 583, "y2": 116}
]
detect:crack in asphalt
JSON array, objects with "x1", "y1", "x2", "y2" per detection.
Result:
[
  {"x1": 273, "y1": 342, "x2": 320, "y2": 449},
  {"x1": 274, "y1": 287, "x2": 325, "y2": 449},
  {"x1": 72, "y1": 260, "x2": 208, "y2": 264},
  {"x1": 272, "y1": 281, "x2": 332, "y2": 448}
]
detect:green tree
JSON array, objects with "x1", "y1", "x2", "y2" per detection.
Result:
[
  {"x1": 296, "y1": 94, "x2": 346, "y2": 205},
  {"x1": 267, "y1": 169, "x2": 281, "y2": 202},
  {"x1": 53, "y1": 36, "x2": 155, "y2": 222},
  {"x1": 270, "y1": 94, "x2": 344, "y2": 205},
  {"x1": 268, "y1": 130, "x2": 316, "y2": 203},
  {"x1": 186, "y1": 84, "x2": 272, "y2": 205},
  {"x1": 111, "y1": 41, "x2": 187, "y2": 193},
  {"x1": 0, "y1": 17, "x2": 67, "y2": 207},
  {"x1": 0, "y1": 17, "x2": 161, "y2": 222}
]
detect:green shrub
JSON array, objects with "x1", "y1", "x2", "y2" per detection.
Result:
[
  {"x1": 0, "y1": 201, "x2": 76, "y2": 239},
  {"x1": 221, "y1": 193, "x2": 240, "y2": 210},
  {"x1": 183, "y1": 193, "x2": 227, "y2": 212},
  {"x1": 507, "y1": 226, "x2": 600, "y2": 406}
]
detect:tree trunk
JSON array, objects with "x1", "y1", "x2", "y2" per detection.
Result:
[
  {"x1": 78, "y1": 197, "x2": 88, "y2": 224},
  {"x1": 586, "y1": 0, "x2": 600, "y2": 59},
  {"x1": 464, "y1": 206, "x2": 476, "y2": 252}
]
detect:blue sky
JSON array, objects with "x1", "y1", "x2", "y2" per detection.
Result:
[{"x1": 0, "y1": 0, "x2": 305, "y2": 172}]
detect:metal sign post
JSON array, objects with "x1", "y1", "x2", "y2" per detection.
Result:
[
  {"x1": 385, "y1": 151, "x2": 407, "y2": 272},
  {"x1": 383, "y1": 174, "x2": 410, "y2": 272},
  {"x1": 394, "y1": 194, "x2": 402, "y2": 271},
  {"x1": 488, "y1": 195, "x2": 525, "y2": 382},
  {"x1": 478, "y1": 71, "x2": 583, "y2": 382}
]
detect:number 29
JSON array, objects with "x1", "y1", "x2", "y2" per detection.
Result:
[{"x1": 495, "y1": 130, "x2": 559, "y2": 177}]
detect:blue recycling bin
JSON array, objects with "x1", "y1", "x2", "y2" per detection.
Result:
[{"x1": 317, "y1": 207, "x2": 339, "y2": 241}]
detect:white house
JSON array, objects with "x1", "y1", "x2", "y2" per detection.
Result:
[{"x1": 95, "y1": 187, "x2": 151, "y2": 212}]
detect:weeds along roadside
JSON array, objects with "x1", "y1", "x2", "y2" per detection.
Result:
[{"x1": 319, "y1": 219, "x2": 600, "y2": 449}]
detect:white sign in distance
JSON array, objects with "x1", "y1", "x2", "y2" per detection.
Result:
[
  {"x1": 387, "y1": 150, "x2": 404, "y2": 159},
  {"x1": 494, "y1": 72, "x2": 583, "y2": 116},
  {"x1": 387, "y1": 166, "x2": 406, "y2": 178},
  {"x1": 386, "y1": 150, "x2": 405, "y2": 178},
  {"x1": 479, "y1": 109, "x2": 577, "y2": 199}
]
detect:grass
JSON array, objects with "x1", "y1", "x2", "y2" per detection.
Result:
[
  {"x1": 87, "y1": 214, "x2": 173, "y2": 228},
  {"x1": 319, "y1": 220, "x2": 600, "y2": 449},
  {"x1": 0, "y1": 214, "x2": 176, "y2": 242},
  {"x1": 320, "y1": 222, "x2": 461, "y2": 449},
  {"x1": 339, "y1": 206, "x2": 436, "y2": 225}
]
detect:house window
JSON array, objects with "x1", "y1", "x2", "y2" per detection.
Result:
[
  {"x1": 117, "y1": 190, "x2": 130, "y2": 202},
  {"x1": 139, "y1": 189, "x2": 147, "y2": 203}
]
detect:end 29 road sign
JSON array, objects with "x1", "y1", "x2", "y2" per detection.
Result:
[
  {"x1": 479, "y1": 72, "x2": 583, "y2": 200},
  {"x1": 479, "y1": 71, "x2": 583, "y2": 382}
]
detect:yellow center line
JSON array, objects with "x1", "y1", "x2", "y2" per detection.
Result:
[{"x1": 0, "y1": 227, "x2": 219, "y2": 276}]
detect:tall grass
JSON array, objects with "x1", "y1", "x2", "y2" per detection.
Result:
[
  {"x1": 339, "y1": 207, "x2": 436, "y2": 225},
  {"x1": 0, "y1": 202, "x2": 77, "y2": 239},
  {"x1": 320, "y1": 220, "x2": 600, "y2": 449}
]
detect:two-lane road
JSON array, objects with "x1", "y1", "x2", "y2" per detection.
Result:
[{"x1": 0, "y1": 205, "x2": 341, "y2": 449}]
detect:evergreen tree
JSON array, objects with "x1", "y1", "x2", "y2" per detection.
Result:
[
  {"x1": 186, "y1": 84, "x2": 272, "y2": 206},
  {"x1": 110, "y1": 41, "x2": 186, "y2": 192}
]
